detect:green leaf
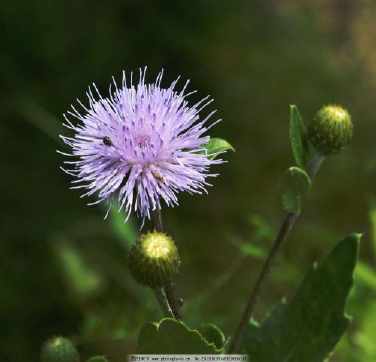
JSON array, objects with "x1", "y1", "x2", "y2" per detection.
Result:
[
  {"x1": 204, "y1": 137, "x2": 235, "y2": 159},
  {"x1": 198, "y1": 323, "x2": 226, "y2": 351},
  {"x1": 289, "y1": 105, "x2": 307, "y2": 167},
  {"x1": 281, "y1": 166, "x2": 311, "y2": 214},
  {"x1": 248, "y1": 214, "x2": 275, "y2": 242},
  {"x1": 54, "y1": 241, "x2": 103, "y2": 300},
  {"x1": 242, "y1": 233, "x2": 361, "y2": 362},
  {"x1": 138, "y1": 318, "x2": 223, "y2": 353},
  {"x1": 238, "y1": 243, "x2": 266, "y2": 259}
]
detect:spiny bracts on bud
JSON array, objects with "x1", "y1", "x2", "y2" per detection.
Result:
[
  {"x1": 308, "y1": 105, "x2": 353, "y2": 156},
  {"x1": 41, "y1": 336, "x2": 80, "y2": 362},
  {"x1": 128, "y1": 231, "x2": 180, "y2": 288}
]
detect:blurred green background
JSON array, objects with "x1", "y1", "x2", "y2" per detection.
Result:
[{"x1": 1, "y1": 0, "x2": 376, "y2": 361}]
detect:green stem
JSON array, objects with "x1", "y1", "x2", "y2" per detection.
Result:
[
  {"x1": 164, "y1": 282, "x2": 182, "y2": 319},
  {"x1": 152, "y1": 209, "x2": 182, "y2": 319},
  {"x1": 154, "y1": 288, "x2": 175, "y2": 318},
  {"x1": 228, "y1": 212, "x2": 299, "y2": 353},
  {"x1": 228, "y1": 154, "x2": 324, "y2": 353}
]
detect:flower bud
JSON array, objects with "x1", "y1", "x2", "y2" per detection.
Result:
[
  {"x1": 308, "y1": 105, "x2": 353, "y2": 155},
  {"x1": 41, "y1": 336, "x2": 80, "y2": 362},
  {"x1": 128, "y1": 231, "x2": 180, "y2": 288}
]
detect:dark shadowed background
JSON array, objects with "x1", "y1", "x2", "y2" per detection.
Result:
[{"x1": 1, "y1": 1, "x2": 376, "y2": 361}]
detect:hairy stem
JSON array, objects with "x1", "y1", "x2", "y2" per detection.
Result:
[
  {"x1": 164, "y1": 282, "x2": 182, "y2": 319},
  {"x1": 153, "y1": 288, "x2": 175, "y2": 318},
  {"x1": 228, "y1": 154, "x2": 324, "y2": 353}
]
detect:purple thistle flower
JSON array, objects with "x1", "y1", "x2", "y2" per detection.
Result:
[{"x1": 60, "y1": 68, "x2": 223, "y2": 221}]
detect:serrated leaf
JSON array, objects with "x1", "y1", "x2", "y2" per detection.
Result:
[
  {"x1": 289, "y1": 105, "x2": 307, "y2": 167},
  {"x1": 138, "y1": 318, "x2": 223, "y2": 354},
  {"x1": 205, "y1": 137, "x2": 235, "y2": 159},
  {"x1": 198, "y1": 323, "x2": 226, "y2": 351},
  {"x1": 242, "y1": 233, "x2": 361, "y2": 362},
  {"x1": 281, "y1": 166, "x2": 311, "y2": 214}
]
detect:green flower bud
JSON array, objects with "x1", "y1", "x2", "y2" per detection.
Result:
[
  {"x1": 128, "y1": 231, "x2": 180, "y2": 288},
  {"x1": 41, "y1": 336, "x2": 80, "y2": 362},
  {"x1": 308, "y1": 105, "x2": 353, "y2": 155}
]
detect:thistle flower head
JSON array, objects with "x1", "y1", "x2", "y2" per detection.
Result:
[{"x1": 60, "y1": 68, "x2": 223, "y2": 220}]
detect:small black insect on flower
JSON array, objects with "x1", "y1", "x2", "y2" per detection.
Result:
[{"x1": 103, "y1": 136, "x2": 112, "y2": 146}]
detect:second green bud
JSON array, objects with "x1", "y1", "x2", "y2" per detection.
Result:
[
  {"x1": 128, "y1": 231, "x2": 180, "y2": 288},
  {"x1": 308, "y1": 104, "x2": 353, "y2": 156}
]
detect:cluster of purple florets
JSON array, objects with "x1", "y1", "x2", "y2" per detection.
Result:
[{"x1": 60, "y1": 68, "x2": 222, "y2": 220}]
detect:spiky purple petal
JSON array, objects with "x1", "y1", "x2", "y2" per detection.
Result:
[{"x1": 60, "y1": 68, "x2": 223, "y2": 220}]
